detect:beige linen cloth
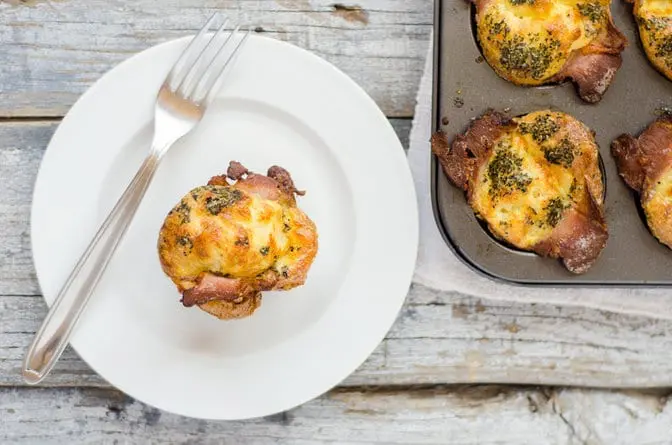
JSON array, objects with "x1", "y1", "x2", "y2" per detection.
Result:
[{"x1": 407, "y1": 38, "x2": 672, "y2": 320}]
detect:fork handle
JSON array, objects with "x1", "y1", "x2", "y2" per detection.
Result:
[{"x1": 22, "y1": 148, "x2": 164, "y2": 384}]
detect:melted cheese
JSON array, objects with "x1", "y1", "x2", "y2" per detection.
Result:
[
  {"x1": 470, "y1": 110, "x2": 603, "y2": 249},
  {"x1": 158, "y1": 184, "x2": 317, "y2": 291},
  {"x1": 634, "y1": 0, "x2": 672, "y2": 81},
  {"x1": 476, "y1": 0, "x2": 612, "y2": 84}
]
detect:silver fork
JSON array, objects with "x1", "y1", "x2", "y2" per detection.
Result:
[{"x1": 22, "y1": 13, "x2": 251, "y2": 385}]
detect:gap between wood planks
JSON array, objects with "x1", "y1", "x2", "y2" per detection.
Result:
[
  {"x1": 0, "y1": 116, "x2": 412, "y2": 133},
  {"x1": 0, "y1": 116, "x2": 63, "y2": 123}
]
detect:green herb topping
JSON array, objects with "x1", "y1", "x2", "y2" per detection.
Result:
[
  {"x1": 543, "y1": 138, "x2": 576, "y2": 168},
  {"x1": 176, "y1": 236, "x2": 193, "y2": 255},
  {"x1": 544, "y1": 198, "x2": 569, "y2": 227},
  {"x1": 640, "y1": 16, "x2": 670, "y2": 33},
  {"x1": 487, "y1": 145, "x2": 533, "y2": 198},
  {"x1": 170, "y1": 201, "x2": 191, "y2": 224},
  {"x1": 577, "y1": 2, "x2": 604, "y2": 23},
  {"x1": 519, "y1": 114, "x2": 560, "y2": 143},
  {"x1": 639, "y1": 17, "x2": 672, "y2": 69},
  {"x1": 654, "y1": 35, "x2": 672, "y2": 66},
  {"x1": 204, "y1": 187, "x2": 243, "y2": 215},
  {"x1": 499, "y1": 34, "x2": 561, "y2": 80},
  {"x1": 484, "y1": 13, "x2": 510, "y2": 40}
]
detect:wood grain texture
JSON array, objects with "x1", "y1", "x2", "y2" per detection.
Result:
[
  {"x1": 0, "y1": 0, "x2": 431, "y2": 118},
  {"x1": 6, "y1": 288, "x2": 672, "y2": 389},
  {"x1": 0, "y1": 121, "x2": 50, "y2": 296},
  {"x1": 3, "y1": 120, "x2": 672, "y2": 391},
  {"x1": 2, "y1": 386, "x2": 671, "y2": 444}
]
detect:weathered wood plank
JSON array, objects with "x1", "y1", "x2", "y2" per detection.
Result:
[
  {"x1": 6, "y1": 288, "x2": 672, "y2": 389},
  {"x1": 4, "y1": 120, "x2": 672, "y2": 389},
  {"x1": 2, "y1": 386, "x2": 671, "y2": 444},
  {"x1": 0, "y1": 0, "x2": 432, "y2": 118},
  {"x1": 0, "y1": 121, "x2": 51, "y2": 296}
]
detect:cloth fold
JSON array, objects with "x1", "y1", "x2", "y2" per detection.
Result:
[{"x1": 407, "y1": 37, "x2": 672, "y2": 320}]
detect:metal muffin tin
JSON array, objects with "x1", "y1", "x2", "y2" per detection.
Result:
[{"x1": 431, "y1": 0, "x2": 672, "y2": 285}]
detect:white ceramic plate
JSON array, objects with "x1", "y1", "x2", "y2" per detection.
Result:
[{"x1": 31, "y1": 34, "x2": 418, "y2": 420}]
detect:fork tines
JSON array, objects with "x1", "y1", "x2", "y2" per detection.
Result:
[{"x1": 167, "y1": 13, "x2": 251, "y2": 105}]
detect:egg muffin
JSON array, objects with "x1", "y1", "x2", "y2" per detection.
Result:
[
  {"x1": 158, "y1": 161, "x2": 318, "y2": 319},
  {"x1": 432, "y1": 109, "x2": 608, "y2": 273},
  {"x1": 473, "y1": 0, "x2": 627, "y2": 102},
  {"x1": 612, "y1": 115, "x2": 672, "y2": 248},
  {"x1": 628, "y1": 0, "x2": 672, "y2": 81}
]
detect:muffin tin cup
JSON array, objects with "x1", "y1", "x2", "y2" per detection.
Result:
[{"x1": 431, "y1": 0, "x2": 672, "y2": 285}]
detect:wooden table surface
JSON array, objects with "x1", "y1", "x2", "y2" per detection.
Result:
[{"x1": 2, "y1": 1, "x2": 672, "y2": 443}]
